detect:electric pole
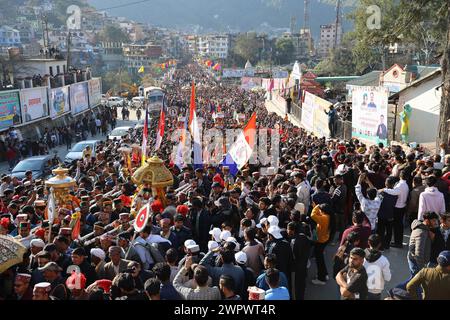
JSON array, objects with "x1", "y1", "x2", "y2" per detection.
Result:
[
  {"x1": 66, "y1": 32, "x2": 71, "y2": 69},
  {"x1": 334, "y1": 0, "x2": 342, "y2": 50}
]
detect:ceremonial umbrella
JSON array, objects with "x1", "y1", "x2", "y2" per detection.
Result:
[{"x1": 0, "y1": 234, "x2": 27, "y2": 273}]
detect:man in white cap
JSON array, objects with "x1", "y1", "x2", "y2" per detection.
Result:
[
  {"x1": 235, "y1": 251, "x2": 256, "y2": 299},
  {"x1": 220, "y1": 230, "x2": 231, "y2": 242},
  {"x1": 29, "y1": 238, "x2": 45, "y2": 270},
  {"x1": 265, "y1": 226, "x2": 293, "y2": 292},
  {"x1": 90, "y1": 248, "x2": 106, "y2": 276},
  {"x1": 32, "y1": 282, "x2": 52, "y2": 300},
  {"x1": 209, "y1": 227, "x2": 222, "y2": 242},
  {"x1": 177, "y1": 239, "x2": 205, "y2": 269}
]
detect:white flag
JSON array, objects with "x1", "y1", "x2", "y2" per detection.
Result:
[{"x1": 47, "y1": 190, "x2": 56, "y2": 224}]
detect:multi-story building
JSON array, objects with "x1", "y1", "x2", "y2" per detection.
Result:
[
  {"x1": 99, "y1": 41, "x2": 123, "y2": 71},
  {"x1": 197, "y1": 34, "x2": 229, "y2": 59},
  {"x1": 122, "y1": 43, "x2": 163, "y2": 74},
  {"x1": 0, "y1": 26, "x2": 21, "y2": 47},
  {"x1": 185, "y1": 34, "x2": 229, "y2": 59},
  {"x1": 318, "y1": 23, "x2": 342, "y2": 57}
]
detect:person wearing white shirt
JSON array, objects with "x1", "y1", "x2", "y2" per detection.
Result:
[
  {"x1": 293, "y1": 172, "x2": 310, "y2": 212},
  {"x1": 133, "y1": 225, "x2": 171, "y2": 270},
  {"x1": 417, "y1": 175, "x2": 446, "y2": 222},
  {"x1": 382, "y1": 171, "x2": 410, "y2": 248},
  {"x1": 364, "y1": 234, "x2": 391, "y2": 300}
]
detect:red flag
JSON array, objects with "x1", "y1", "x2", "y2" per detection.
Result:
[{"x1": 244, "y1": 112, "x2": 257, "y2": 148}]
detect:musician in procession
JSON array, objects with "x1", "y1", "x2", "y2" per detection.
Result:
[{"x1": 1, "y1": 62, "x2": 450, "y2": 302}]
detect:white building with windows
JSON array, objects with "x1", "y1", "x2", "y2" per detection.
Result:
[
  {"x1": 196, "y1": 34, "x2": 229, "y2": 59},
  {"x1": 0, "y1": 26, "x2": 21, "y2": 46},
  {"x1": 318, "y1": 23, "x2": 342, "y2": 57}
]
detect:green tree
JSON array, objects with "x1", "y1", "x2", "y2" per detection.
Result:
[
  {"x1": 97, "y1": 25, "x2": 130, "y2": 43},
  {"x1": 275, "y1": 37, "x2": 294, "y2": 65},
  {"x1": 233, "y1": 32, "x2": 260, "y2": 66},
  {"x1": 102, "y1": 70, "x2": 132, "y2": 94},
  {"x1": 314, "y1": 45, "x2": 356, "y2": 76}
]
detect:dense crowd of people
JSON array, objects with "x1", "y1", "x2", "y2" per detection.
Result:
[{"x1": 0, "y1": 62, "x2": 449, "y2": 301}]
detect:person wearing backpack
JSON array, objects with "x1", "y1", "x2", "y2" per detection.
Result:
[
  {"x1": 133, "y1": 225, "x2": 171, "y2": 270},
  {"x1": 363, "y1": 234, "x2": 392, "y2": 300}
]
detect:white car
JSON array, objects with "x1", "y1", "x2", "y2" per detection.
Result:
[
  {"x1": 64, "y1": 140, "x2": 100, "y2": 165},
  {"x1": 108, "y1": 126, "x2": 132, "y2": 140},
  {"x1": 134, "y1": 118, "x2": 152, "y2": 130},
  {"x1": 108, "y1": 96, "x2": 124, "y2": 107},
  {"x1": 132, "y1": 96, "x2": 145, "y2": 107}
]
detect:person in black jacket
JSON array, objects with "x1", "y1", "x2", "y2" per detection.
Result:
[
  {"x1": 287, "y1": 222, "x2": 311, "y2": 300},
  {"x1": 265, "y1": 225, "x2": 294, "y2": 294},
  {"x1": 188, "y1": 197, "x2": 212, "y2": 253},
  {"x1": 430, "y1": 213, "x2": 450, "y2": 265},
  {"x1": 70, "y1": 247, "x2": 98, "y2": 286},
  {"x1": 377, "y1": 177, "x2": 398, "y2": 250}
]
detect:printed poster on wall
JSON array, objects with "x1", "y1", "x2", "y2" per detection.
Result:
[
  {"x1": 0, "y1": 90, "x2": 21, "y2": 130},
  {"x1": 49, "y1": 86, "x2": 70, "y2": 118},
  {"x1": 351, "y1": 86, "x2": 389, "y2": 146},
  {"x1": 88, "y1": 78, "x2": 102, "y2": 107},
  {"x1": 301, "y1": 91, "x2": 314, "y2": 133},
  {"x1": 19, "y1": 87, "x2": 48, "y2": 122},
  {"x1": 70, "y1": 81, "x2": 89, "y2": 115}
]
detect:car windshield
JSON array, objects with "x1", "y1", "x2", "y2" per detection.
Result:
[
  {"x1": 13, "y1": 159, "x2": 43, "y2": 172},
  {"x1": 111, "y1": 128, "x2": 128, "y2": 136},
  {"x1": 71, "y1": 142, "x2": 93, "y2": 152}
]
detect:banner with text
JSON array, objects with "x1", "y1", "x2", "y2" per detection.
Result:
[
  {"x1": 70, "y1": 81, "x2": 89, "y2": 115},
  {"x1": 88, "y1": 78, "x2": 102, "y2": 107},
  {"x1": 222, "y1": 68, "x2": 255, "y2": 78},
  {"x1": 313, "y1": 95, "x2": 331, "y2": 139},
  {"x1": 19, "y1": 87, "x2": 49, "y2": 123},
  {"x1": 241, "y1": 77, "x2": 262, "y2": 91},
  {"x1": 0, "y1": 90, "x2": 21, "y2": 130},
  {"x1": 301, "y1": 91, "x2": 314, "y2": 133},
  {"x1": 300, "y1": 91, "x2": 331, "y2": 138},
  {"x1": 49, "y1": 86, "x2": 70, "y2": 118},
  {"x1": 351, "y1": 86, "x2": 389, "y2": 146}
]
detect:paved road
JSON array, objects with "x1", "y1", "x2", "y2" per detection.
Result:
[{"x1": 0, "y1": 107, "x2": 140, "y2": 174}]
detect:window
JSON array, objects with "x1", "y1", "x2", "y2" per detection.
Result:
[
  {"x1": 49, "y1": 66, "x2": 53, "y2": 76},
  {"x1": 57, "y1": 65, "x2": 60, "y2": 74}
]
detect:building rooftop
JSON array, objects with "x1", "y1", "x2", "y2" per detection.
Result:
[{"x1": 346, "y1": 71, "x2": 383, "y2": 87}]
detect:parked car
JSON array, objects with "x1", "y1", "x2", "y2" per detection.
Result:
[
  {"x1": 131, "y1": 96, "x2": 145, "y2": 108},
  {"x1": 108, "y1": 126, "x2": 132, "y2": 140},
  {"x1": 64, "y1": 140, "x2": 100, "y2": 165},
  {"x1": 11, "y1": 155, "x2": 61, "y2": 180},
  {"x1": 108, "y1": 96, "x2": 124, "y2": 107}
]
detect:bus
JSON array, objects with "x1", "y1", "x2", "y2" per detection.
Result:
[{"x1": 142, "y1": 86, "x2": 164, "y2": 115}]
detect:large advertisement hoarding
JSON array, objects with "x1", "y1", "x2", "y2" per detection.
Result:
[
  {"x1": 70, "y1": 81, "x2": 89, "y2": 115},
  {"x1": 313, "y1": 96, "x2": 331, "y2": 139},
  {"x1": 301, "y1": 91, "x2": 314, "y2": 133},
  {"x1": 49, "y1": 86, "x2": 70, "y2": 118},
  {"x1": 88, "y1": 78, "x2": 102, "y2": 107},
  {"x1": 19, "y1": 87, "x2": 48, "y2": 122},
  {"x1": 222, "y1": 69, "x2": 255, "y2": 78},
  {"x1": 0, "y1": 90, "x2": 21, "y2": 130},
  {"x1": 351, "y1": 86, "x2": 389, "y2": 146},
  {"x1": 241, "y1": 77, "x2": 262, "y2": 91}
]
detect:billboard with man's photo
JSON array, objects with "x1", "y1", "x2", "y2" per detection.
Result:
[
  {"x1": 70, "y1": 81, "x2": 89, "y2": 115},
  {"x1": 351, "y1": 86, "x2": 389, "y2": 146},
  {"x1": 0, "y1": 90, "x2": 21, "y2": 130},
  {"x1": 19, "y1": 87, "x2": 49, "y2": 123}
]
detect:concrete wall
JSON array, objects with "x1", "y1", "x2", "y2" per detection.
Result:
[{"x1": 398, "y1": 75, "x2": 441, "y2": 144}]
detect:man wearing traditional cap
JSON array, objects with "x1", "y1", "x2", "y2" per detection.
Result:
[
  {"x1": 33, "y1": 200, "x2": 46, "y2": 221},
  {"x1": 32, "y1": 282, "x2": 52, "y2": 300},
  {"x1": 29, "y1": 238, "x2": 45, "y2": 270},
  {"x1": 111, "y1": 198, "x2": 129, "y2": 221},
  {"x1": 13, "y1": 273, "x2": 33, "y2": 300},
  {"x1": 90, "y1": 248, "x2": 106, "y2": 276},
  {"x1": 39, "y1": 262, "x2": 68, "y2": 300}
]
